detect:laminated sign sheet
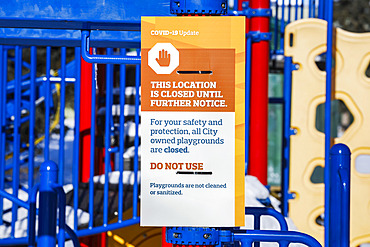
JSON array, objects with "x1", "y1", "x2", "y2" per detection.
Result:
[{"x1": 141, "y1": 16, "x2": 245, "y2": 227}]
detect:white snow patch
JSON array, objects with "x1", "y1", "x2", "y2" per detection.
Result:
[
  {"x1": 63, "y1": 184, "x2": 74, "y2": 194},
  {"x1": 123, "y1": 145, "x2": 141, "y2": 159},
  {"x1": 93, "y1": 171, "x2": 141, "y2": 185},
  {"x1": 245, "y1": 175, "x2": 270, "y2": 200}
]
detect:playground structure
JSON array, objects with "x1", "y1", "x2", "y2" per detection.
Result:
[{"x1": 0, "y1": 0, "x2": 368, "y2": 246}]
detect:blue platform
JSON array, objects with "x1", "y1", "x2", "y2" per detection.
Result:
[{"x1": 0, "y1": 0, "x2": 171, "y2": 47}]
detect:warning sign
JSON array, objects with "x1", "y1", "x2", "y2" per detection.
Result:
[{"x1": 141, "y1": 16, "x2": 245, "y2": 227}]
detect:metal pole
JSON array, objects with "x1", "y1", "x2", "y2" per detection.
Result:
[
  {"x1": 248, "y1": 0, "x2": 270, "y2": 185},
  {"x1": 59, "y1": 47, "x2": 66, "y2": 185},
  {"x1": 29, "y1": 46, "x2": 37, "y2": 190},
  {"x1": 118, "y1": 48, "x2": 126, "y2": 223},
  {"x1": 282, "y1": 57, "x2": 293, "y2": 217},
  {"x1": 11, "y1": 46, "x2": 22, "y2": 237},
  {"x1": 318, "y1": 0, "x2": 325, "y2": 19},
  {"x1": 329, "y1": 144, "x2": 351, "y2": 247},
  {"x1": 0, "y1": 46, "x2": 4, "y2": 226},
  {"x1": 245, "y1": 34, "x2": 252, "y2": 174},
  {"x1": 104, "y1": 48, "x2": 114, "y2": 227},
  {"x1": 45, "y1": 46, "x2": 51, "y2": 161},
  {"x1": 73, "y1": 47, "x2": 81, "y2": 231},
  {"x1": 37, "y1": 160, "x2": 58, "y2": 247},
  {"x1": 324, "y1": 0, "x2": 334, "y2": 245}
]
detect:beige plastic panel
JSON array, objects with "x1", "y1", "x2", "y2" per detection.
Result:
[{"x1": 285, "y1": 18, "x2": 370, "y2": 246}]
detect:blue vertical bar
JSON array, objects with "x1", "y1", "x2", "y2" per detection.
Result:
[
  {"x1": 11, "y1": 46, "x2": 20, "y2": 235},
  {"x1": 300, "y1": 0, "x2": 304, "y2": 19},
  {"x1": 287, "y1": 0, "x2": 292, "y2": 24},
  {"x1": 11, "y1": 46, "x2": 22, "y2": 237},
  {"x1": 89, "y1": 58, "x2": 96, "y2": 229},
  {"x1": 29, "y1": 46, "x2": 37, "y2": 191},
  {"x1": 318, "y1": 0, "x2": 325, "y2": 19},
  {"x1": 118, "y1": 48, "x2": 126, "y2": 222},
  {"x1": 133, "y1": 51, "x2": 140, "y2": 218},
  {"x1": 274, "y1": 1, "x2": 279, "y2": 54},
  {"x1": 280, "y1": 0, "x2": 285, "y2": 52},
  {"x1": 45, "y1": 46, "x2": 51, "y2": 161},
  {"x1": 59, "y1": 47, "x2": 66, "y2": 185},
  {"x1": 294, "y1": 0, "x2": 299, "y2": 20},
  {"x1": 309, "y1": 0, "x2": 313, "y2": 17},
  {"x1": 104, "y1": 48, "x2": 113, "y2": 225},
  {"x1": 73, "y1": 47, "x2": 81, "y2": 231},
  {"x1": 245, "y1": 36, "x2": 252, "y2": 174},
  {"x1": 0, "y1": 46, "x2": 4, "y2": 226},
  {"x1": 324, "y1": 0, "x2": 334, "y2": 245},
  {"x1": 329, "y1": 144, "x2": 351, "y2": 247},
  {"x1": 282, "y1": 57, "x2": 293, "y2": 217}
]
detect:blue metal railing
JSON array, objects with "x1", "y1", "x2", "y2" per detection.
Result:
[
  {"x1": 167, "y1": 207, "x2": 321, "y2": 246},
  {"x1": 245, "y1": 207, "x2": 288, "y2": 231},
  {"x1": 0, "y1": 38, "x2": 141, "y2": 244},
  {"x1": 245, "y1": 207, "x2": 288, "y2": 247},
  {"x1": 81, "y1": 31, "x2": 141, "y2": 64},
  {"x1": 234, "y1": 230, "x2": 322, "y2": 246}
]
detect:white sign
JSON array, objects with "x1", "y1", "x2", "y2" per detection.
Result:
[{"x1": 141, "y1": 16, "x2": 245, "y2": 227}]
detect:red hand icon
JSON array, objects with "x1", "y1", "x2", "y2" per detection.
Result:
[{"x1": 156, "y1": 49, "x2": 171, "y2": 66}]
